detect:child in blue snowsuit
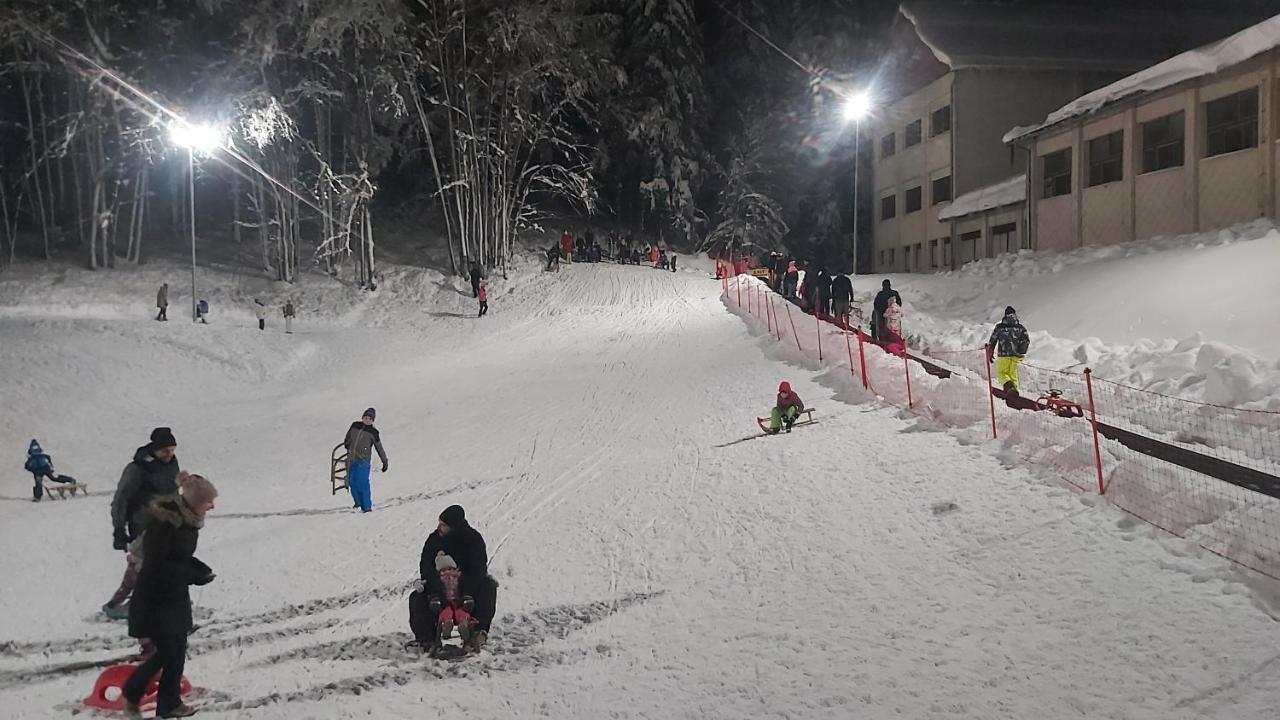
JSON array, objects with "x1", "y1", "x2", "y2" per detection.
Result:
[
  {"x1": 25, "y1": 439, "x2": 72, "y2": 501},
  {"x1": 343, "y1": 409, "x2": 389, "y2": 513}
]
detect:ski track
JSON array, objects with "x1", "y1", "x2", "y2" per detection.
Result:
[{"x1": 4, "y1": 261, "x2": 1280, "y2": 718}]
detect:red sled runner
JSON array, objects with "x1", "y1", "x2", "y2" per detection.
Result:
[{"x1": 1034, "y1": 389, "x2": 1084, "y2": 418}]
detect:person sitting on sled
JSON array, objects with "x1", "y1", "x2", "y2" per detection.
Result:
[
  {"x1": 431, "y1": 552, "x2": 472, "y2": 641},
  {"x1": 987, "y1": 306, "x2": 1030, "y2": 396},
  {"x1": 768, "y1": 382, "x2": 805, "y2": 434},
  {"x1": 25, "y1": 439, "x2": 75, "y2": 501},
  {"x1": 408, "y1": 505, "x2": 498, "y2": 656}
]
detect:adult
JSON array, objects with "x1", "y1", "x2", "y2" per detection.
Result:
[
  {"x1": 545, "y1": 245, "x2": 561, "y2": 272},
  {"x1": 122, "y1": 472, "x2": 217, "y2": 719},
  {"x1": 343, "y1": 408, "x2": 388, "y2": 513},
  {"x1": 987, "y1": 306, "x2": 1030, "y2": 396},
  {"x1": 253, "y1": 299, "x2": 267, "y2": 331},
  {"x1": 469, "y1": 261, "x2": 484, "y2": 298},
  {"x1": 575, "y1": 235, "x2": 587, "y2": 262},
  {"x1": 782, "y1": 261, "x2": 799, "y2": 299},
  {"x1": 408, "y1": 505, "x2": 498, "y2": 655},
  {"x1": 560, "y1": 230, "x2": 574, "y2": 264},
  {"x1": 830, "y1": 273, "x2": 854, "y2": 327},
  {"x1": 872, "y1": 279, "x2": 902, "y2": 342},
  {"x1": 104, "y1": 428, "x2": 181, "y2": 620},
  {"x1": 283, "y1": 300, "x2": 296, "y2": 334},
  {"x1": 156, "y1": 283, "x2": 169, "y2": 322},
  {"x1": 814, "y1": 268, "x2": 832, "y2": 317}
]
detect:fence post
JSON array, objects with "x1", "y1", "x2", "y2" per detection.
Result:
[
  {"x1": 769, "y1": 295, "x2": 782, "y2": 340},
  {"x1": 904, "y1": 342, "x2": 913, "y2": 409},
  {"x1": 856, "y1": 328, "x2": 869, "y2": 389},
  {"x1": 765, "y1": 288, "x2": 774, "y2": 334},
  {"x1": 784, "y1": 302, "x2": 803, "y2": 352},
  {"x1": 815, "y1": 310, "x2": 823, "y2": 361},
  {"x1": 736, "y1": 276, "x2": 741, "y2": 307},
  {"x1": 984, "y1": 349, "x2": 998, "y2": 439},
  {"x1": 844, "y1": 318, "x2": 857, "y2": 383},
  {"x1": 1085, "y1": 368, "x2": 1106, "y2": 495}
]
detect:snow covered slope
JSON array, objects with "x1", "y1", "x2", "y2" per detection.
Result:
[
  {"x1": 2, "y1": 257, "x2": 1280, "y2": 718},
  {"x1": 849, "y1": 221, "x2": 1280, "y2": 409}
]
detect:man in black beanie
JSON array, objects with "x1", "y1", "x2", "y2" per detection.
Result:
[
  {"x1": 103, "y1": 427, "x2": 181, "y2": 619},
  {"x1": 408, "y1": 504, "x2": 499, "y2": 656}
]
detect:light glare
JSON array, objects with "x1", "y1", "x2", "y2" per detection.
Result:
[
  {"x1": 843, "y1": 91, "x2": 873, "y2": 123},
  {"x1": 169, "y1": 122, "x2": 223, "y2": 153}
]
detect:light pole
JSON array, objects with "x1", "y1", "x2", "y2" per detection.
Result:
[
  {"x1": 168, "y1": 122, "x2": 223, "y2": 321},
  {"x1": 843, "y1": 91, "x2": 873, "y2": 274}
]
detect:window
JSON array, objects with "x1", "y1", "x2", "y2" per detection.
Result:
[
  {"x1": 880, "y1": 133, "x2": 896, "y2": 159},
  {"x1": 930, "y1": 106, "x2": 951, "y2": 137},
  {"x1": 1141, "y1": 112, "x2": 1185, "y2": 173},
  {"x1": 1205, "y1": 88, "x2": 1258, "y2": 157},
  {"x1": 929, "y1": 239, "x2": 939, "y2": 268},
  {"x1": 880, "y1": 194, "x2": 896, "y2": 221},
  {"x1": 888, "y1": 248, "x2": 895, "y2": 266},
  {"x1": 913, "y1": 243, "x2": 923, "y2": 270},
  {"x1": 878, "y1": 250, "x2": 885, "y2": 267},
  {"x1": 992, "y1": 223, "x2": 1018, "y2": 256},
  {"x1": 905, "y1": 119, "x2": 922, "y2": 147},
  {"x1": 931, "y1": 175, "x2": 952, "y2": 205},
  {"x1": 960, "y1": 231, "x2": 981, "y2": 264},
  {"x1": 904, "y1": 186, "x2": 922, "y2": 213},
  {"x1": 1087, "y1": 130, "x2": 1124, "y2": 187},
  {"x1": 1041, "y1": 148, "x2": 1072, "y2": 198},
  {"x1": 942, "y1": 238, "x2": 952, "y2": 267}
]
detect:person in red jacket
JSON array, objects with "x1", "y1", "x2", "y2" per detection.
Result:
[
  {"x1": 560, "y1": 230, "x2": 574, "y2": 264},
  {"x1": 477, "y1": 281, "x2": 488, "y2": 317},
  {"x1": 768, "y1": 381, "x2": 805, "y2": 434}
]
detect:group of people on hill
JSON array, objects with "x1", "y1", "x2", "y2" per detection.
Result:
[
  {"x1": 547, "y1": 228, "x2": 677, "y2": 272},
  {"x1": 154, "y1": 283, "x2": 297, "y2": 332}
]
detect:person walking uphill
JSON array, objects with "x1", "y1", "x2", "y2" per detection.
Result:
[
  {"x1": 121, "y1": 472, "x2": 217, "y2": 719},
  {"x1": 254, "y1": 299, "x2": 267, "y2": 331},
  {"x1": 987, "y1": 306, "x2": 1030, "y2": 396},
  {"x1": 872, "y1": 279, "x2": 902, "y2": 342},
  {"x1": 477, "y1": 281, "x2": 489, "y2": 317},
  {"x1": 469, "y1": 261, "x2": 484, "y2": 298},
  {"x1": 104, "y1": 428, "x2": 181, "y2": 619},
  {"x1": 344, "y1": 409, "x2": 388, "y2": 513},
  {"x1": 283, "y1": 300, "x2": 296, "y2": 334},
  {"x1": 830, "y1": 272, "x2": 853, "y2": 327},
  {"x1": 408, "y1": 504, "x2": 499, "y2": 656},
  {"x1": 156, "y1": 283, "x2": 169, "y2": 321}
]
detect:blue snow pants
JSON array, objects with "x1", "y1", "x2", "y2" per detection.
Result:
[{"x1": 349, "y1": 459, "x2": 373, "y2": 512}]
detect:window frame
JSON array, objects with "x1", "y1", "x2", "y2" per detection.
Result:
[
  {"x1": 1040, "y1": 148, "x2": 1072, "y2": 198},
  {"x1": 904, "y1": 119, "x2": 923, "y2": 148},
  {"x1": 879, "y1": 193, "x2": 897, "y2": 221},
  {"x1": 1204, "y1": 88, "x2": 1259, "y2": 158},
  {"x1": 931, "y1": 175, "x2": 952, "y2": 205},
  {"x1": 930, "y1": 106, "x2": 952, "y2": 137},
  {"x1": 904, "y1": 185, "x2": 923, "y2": 214},
  {"x1": 1141, "y1": 111, "x2": 1185, "y2": 174},
  {"x1": 1086, "y1": 130, "x2": 1124, "y2": 187},
  {"x1": 991, "y1": 222, "x2": 1018, "y2": 256},
  {"x1": 880, "y1": 132, "x2": 896, "y2": 159}
]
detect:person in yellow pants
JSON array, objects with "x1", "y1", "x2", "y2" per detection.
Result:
[{"x1": 987, "y1": 306, "x2": 1030, "y2": 396}]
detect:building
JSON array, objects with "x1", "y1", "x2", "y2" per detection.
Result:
[
  {"x1": 1006, "y1": 14, "x2": 1280, "y2": 253},
  {"x1": 866, "y1": 2, "x2": 1272, "y2": 274}
]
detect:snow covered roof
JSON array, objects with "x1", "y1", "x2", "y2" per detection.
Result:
[
  {"x1": 898, "y1": 2, "x2": 1263, "y2": 73},
  {"x1": 937, "y1": 174, "x2": 1026, "y2": 220},
  {"x1": 1005, "y1": 13, "x2": 1280, "y2": 144}
]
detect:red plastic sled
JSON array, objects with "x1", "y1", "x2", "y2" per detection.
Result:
[{"x1": 83, "y1": 663, "x2": 192, "y2": 712}]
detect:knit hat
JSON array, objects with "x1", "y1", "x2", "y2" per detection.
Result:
[
  {"x1": 179, "y1": 472, "x2": 218, "y2": 507},
  {"x1": 439, "y1": 504, "x2": 467, "y2": 529},
  {"x1": 149, "y1": 427, "x2": 177, "y2": 450},
  {"x1": 778, "y1": 381, "x2": 792, "y2": 394},
  {"x1": 434, "y1": 552, "x2": 457, "y2": 572},
  {"x1": 28, "y1": 439, "x2": 41, "y2": 453},
  {"x1": 362, "y1": 408, "x2": 376, "y2": 421},
  {"x1": 1004, "y1": 306, "x2": 1016, "y2": 316}
]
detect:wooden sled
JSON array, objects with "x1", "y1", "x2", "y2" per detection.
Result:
[
  {"x1": 756, "y1": 408, "x2": 818, "y2": 434},
  {"x1": 331, "y1": 444, "x2": 349, "y2": 495},
  {"x1": 43, "y1": 476, "x2": 87, "y2": 499}
]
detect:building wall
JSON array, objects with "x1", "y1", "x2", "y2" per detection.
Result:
[
  {"x1": 953, "y1": 69, "x2": 1088, "y2": 196},
  {"x1": 871, "y1": 73, "x2": 953, "y2": 274},
  {"x1": 952, "y1": 205, "x2": 1025, "y2": 268},
  {"x1": 1026, "y1": 50, "x2": 1278, "y2": 251}
]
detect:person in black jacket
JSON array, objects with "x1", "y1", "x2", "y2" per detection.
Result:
[
  {"x1": 813, "y1": 268, "x2": 832, "y2": 317},
  {"x1": 469, "y1": 261, "x2": 484, "y2": 297},
  {"x1": 408, "y1": 505, "x2": 499, "y2": 655},
  {"x1": 830, "y1": 273, "x2": 854, "y2": 327},
  {"x1": 104, "y1": 428, "x2": 181, "y2": 619},
  {"x1": 872, "y1": 279, "x2": 902, "y2": 341},
  {"x1": 122, "y1": 472, "x2": 217, "y2": 719},
  {"x1": 987, "y1": 306, "x2": 1031, "y2": 395}
]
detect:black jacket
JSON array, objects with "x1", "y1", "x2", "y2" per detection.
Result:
[
  {"x1": 830, "y1": 275, "x2": 853, "y2": 302},
  {"x1": 128, "y1": 497, "x2": 213, "y2": 639},
  {"x1": 988, "y1": 314, "x2": 1030, "y2": 357},
  {"x1": 419, "y1": 522, "x2": 488, "y2": 598},
  {"x1": 873, "y1": 288, "x2": 902, "y2": 315},
  {"x1": 469, "y1": 266, "x2": 482, "y2": 286},
  {"x1": 111, "y1": 446, "x2": 181, "y2": 540},
  {"x1": 814, "y1": 272, "x2": 832, "y2": 297}
]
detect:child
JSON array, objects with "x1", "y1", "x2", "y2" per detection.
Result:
[
  {"x1": 434, "y1": 552, "x2": 473, "y2": 643},
  {"x1": 196, "y1": 299, "x2": 209, "y2": 324},
  {"x1": 24, "y1": 439, "x2": 74, "y2": 501},
  {"x1": 987, "y1": 306, "x2": 1030, "y2": 396},
  {"x1": 254, "y1": 299, "x2": 267, "y2": 331},
  {"x1": 658, "y1": 250, "x2": 668, "y2": 270},
  {"x1": 283, "y1": 300, "x2": 296, "y2": 334},
  {"x1": 670, "y1": 254, "x2": 678, "y2": 273},
  {"x1": 477, "y1": 281, "x2": 489, "y2": 317},
  {"x1": 768, "y1": 382, "x2": 805, "y2": 434},
  {"x1": 882, "y1": 298, "x2": 906, "y2": 355},
  {"x1": 782, "y1": 261, "x2": 799, "y2": 299}
]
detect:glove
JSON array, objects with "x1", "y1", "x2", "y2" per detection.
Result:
[
  {"x1": 461, "y1": 595, "x2": 475, "y2": 612},
  {"x1": 413, "y1": 579, "x2": 426, "y2": 594},
  {"x1": 113, "y1": 529, "x2": 129, "y2": 551},
  {"x1": 381, "y1": 461, "x2": 388, "y2": 473},
  {"x1": 192, "y1": 572, "x2": 215, "y2": 586},
  {"x1": 427, "y1": 595, "x2": 442, "y2": 613}
]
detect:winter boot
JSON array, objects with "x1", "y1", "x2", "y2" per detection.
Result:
[
  {"x1": 159, "y1": 704, "x2": 198, "y2": 718},
  {"x1": 102, "y1": 602, "x2": 128, "y2": 621},
  {"x1": 466, "y1": 630, "x2": 488, "y2": 653},
  {"x1": 1003, "y1": 381, "x2": 1019, "y2": 397},
  {"x1": 438, "y1": 607, "x2": 455, "y2": 640},
  {"x1": 123, "y1": 701, "x2": 142, "y2": 720}
]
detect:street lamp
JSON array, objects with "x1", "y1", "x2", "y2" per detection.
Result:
[
  {"x1": 843, "y1": 91, "x2": 874, "y2": 274},
  {"x1": 168, "y1": 121, "x2": 223, "y2": 321}
]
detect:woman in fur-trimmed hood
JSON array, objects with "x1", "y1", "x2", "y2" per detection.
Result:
[{"x1": 122, "y1": 472, "x2": 217, "y2": 719}]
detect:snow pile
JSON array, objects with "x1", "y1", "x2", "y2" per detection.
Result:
[
  {"x1": 937, "y1": 174, "x2": 1026, "y2": 220},
  {"x1": 1005, "y1": 13, "x2": 1280, "y2": 142}
]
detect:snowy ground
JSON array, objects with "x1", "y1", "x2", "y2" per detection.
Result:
[{"x1": 2, "y1": 253, "x2": 1280, "y2": 719}]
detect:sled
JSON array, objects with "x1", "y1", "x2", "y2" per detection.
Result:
[
  {"x1": 330, "y1": 444, "x2": 349, "y2": 495},
  {"x1": 42, "y1": 476, "x2": 86, "y2": 499},
  {"x1": 756, "y1": 408, "x2": 817, "y2": 434},
  {"x1": 1034, "y1": 389, "x2": 1084, "y2": 418},
  {"x1": 83, "y1": 663, "x2": 192, "y2": 712}
]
